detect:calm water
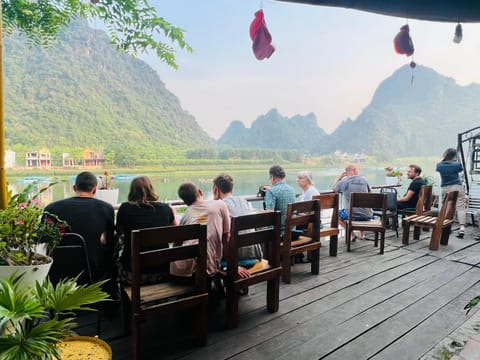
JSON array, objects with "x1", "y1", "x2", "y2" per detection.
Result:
[{"x1": 8, "y1": 166, "x2": 441, "y2": 207}]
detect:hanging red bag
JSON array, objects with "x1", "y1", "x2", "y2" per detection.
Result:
[
  {"x1": 249, "y1": 10, "x2": 275, "y2": 60},
  {"x1": 393, "y1": 24, "x2": 414, "y2": 57}
]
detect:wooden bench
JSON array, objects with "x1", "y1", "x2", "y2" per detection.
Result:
[
  {"x1": 313, "y1": 193, "x2": 340, "y2": 256},
  {"x1": 225, "y1": 211, "x2": 282, "y2": 329},
  {"x1": 123, "y1": 224, "x2": 208, "y2": 360},
  {"x1": 345, "y1": 192, "x2": 387, "y2": 254},
  {"x1": 282, "y1": 199, "x2": 321, "y2": 284},
  {"x1": 402, "y1": 190, "x2": 459, "y2": 250}
]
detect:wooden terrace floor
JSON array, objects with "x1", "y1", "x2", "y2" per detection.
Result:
[{"x1": 82, "y1": 224, "x2": 480, "y2": 359}]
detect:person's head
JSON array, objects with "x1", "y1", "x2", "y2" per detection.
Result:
[
  {"x1": 73, "y1": 171, "x2": 97, "y2": 195},
  {"x1": 407, "y1": 164, "x2": 422, "y2": 179},
  {"x1": 178, "y1": 182, "x2": 203, "y2": 206},
  {"x1": 128, "y1": 176, "x2": 159, "y2": 205},
  {"x1": 345, "y1": 164, "x2": 359, "y2": 176},
  {"x1": 442, "y1": 148, "x2": 457, "y2": 161},
  {"x1": 269, "y1": 165, "x2": 286, "y2": 185},
  {"x1": 212, "y1": 173, "x2": 234, "y2": 200},
  {"x1": 296, "y1": 171, "x2": 313, "y2": 190}
]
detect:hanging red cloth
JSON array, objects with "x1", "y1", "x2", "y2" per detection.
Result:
[
  {"x1": 393, "y1": 24, "x2": 414, "y2": 57},
  {"x1": 249, "y1": 10, "x2": 275, "y2": 60}
]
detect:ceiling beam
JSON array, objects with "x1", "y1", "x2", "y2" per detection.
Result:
[{"x1": 276, "y1": 0, "x2": 480, "y2": 23}]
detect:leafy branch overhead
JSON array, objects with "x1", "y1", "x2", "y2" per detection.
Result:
[{"x1": 1, "y1": 0, "x2": 192, "y2": 69}]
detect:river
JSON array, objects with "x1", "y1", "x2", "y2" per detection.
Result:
[{"x1": 8, "y1": 166, "x2": 441, "y2": 207}]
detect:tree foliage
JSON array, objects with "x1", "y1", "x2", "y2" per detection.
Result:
[{"x1": 2, "y1": 0, "x2": 192, "y2": 69}]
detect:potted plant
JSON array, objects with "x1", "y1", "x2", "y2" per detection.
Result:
[
  {"x1": 95, "y1": 170, "x2": 119, "y2": 206},
  {"x1": 384, "y1": 167, "x2": 403, "y2": 186},
  {"x1": 0, "y1": 274, "x2": 110, "y2": 360},
  {"x1": 0, "y1": 183, "x2": 69, "y2": 288}
]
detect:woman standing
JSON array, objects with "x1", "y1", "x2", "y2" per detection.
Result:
[
  {"x1": 116, "y1": 176, "x2": 178, "y2": 284},
  {"x1": 436, "y1": 148, "x2": 467, "y2": 238},
  {"x1": 297, "y1": 171, "x2": 319, "y2": 201}
]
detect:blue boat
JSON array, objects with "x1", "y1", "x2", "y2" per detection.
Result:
[
  {"x1": 113, "y1": 174, "x2": 135, "y2": 182},
  {"x1": 17, "y1": 176, "x2": 52, "y2": 184}
]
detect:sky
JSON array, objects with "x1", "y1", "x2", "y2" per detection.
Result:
[{"x1": 141, "y1": 0, "x2": 480, "y2": 139}]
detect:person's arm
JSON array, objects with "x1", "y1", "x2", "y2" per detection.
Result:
[
  {"x1": 169, "y1": 204, "x2": 180, "y2": 226},
  {"x1": 264, "y1": 188, "x2": 275, "y2": 210},
  {"x1": 332, "y1": 172, "x2": 347, "y2": 190},
  {"x1": 398, "y1": 190, "x2": 415, "y2": 203}
]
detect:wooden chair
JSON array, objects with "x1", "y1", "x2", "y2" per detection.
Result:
[
  {"x1": 48, "y1": 232, "x2": 101, "y2": 335},
  {"x1": 398, "y1": 184, "x2": 433, "y2": 218},
  {"x1": 398, "y1": 184, "x2": 433, "y2": 237},
  {"x1": 313, "y1": 193, "x2": 340, "y2": 256},
  {"x1": 345, "y1": 192, "x2": 387, "y2": 254},
  {"x1": 225, "y1": 211, "x2": 282, "y2": 329},
  {"x1": 123, "y1": 224, "x2": 208, "y2": 360},
  {"x1": 282, "y1": 199, "x2": 321, "y2": 284},
  {"x1": 373, "y1": 187, "x2": 399, "y2": 237},
  {"x1": 402, "y1": 190, "x2": 459, "y2": 250}
]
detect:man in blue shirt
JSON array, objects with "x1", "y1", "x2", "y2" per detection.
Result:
[{"x1": 263, "y1": 165, "x2": 296, "y2": 231}]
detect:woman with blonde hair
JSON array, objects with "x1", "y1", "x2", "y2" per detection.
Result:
[
  {"x1": 436, "y1": 148, "x2": 467, "y2": 238},
  {"x1": 116, "y1": 176, "x2": 178, "y2": 284}
]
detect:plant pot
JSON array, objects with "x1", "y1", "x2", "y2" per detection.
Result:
[
  {"x1": 95, "y1": 188, "x2": 119, "y2": 206},
  {"x1": 385, "y1": 176, "x2": 399, "y2": 186},
  {"x1": 0, "y1": 253, "x2": 53, "y2": 289},
  {"x1": 57, "y1": 336, "x2": 112, "y2": 360}
]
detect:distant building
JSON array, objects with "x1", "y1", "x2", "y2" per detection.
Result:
[
  {"x1": 62, "y1": 153, "x2": 75, "y2": 168},
  {"x1": 82, "y1": 147, "x2": 105, "y2": 167},
  {"x1": 26, "y1": 149, "x2": 51, "y2": 168},
  {"x1": 5, "y1": 150, "x2": 15, "y2": 168}
]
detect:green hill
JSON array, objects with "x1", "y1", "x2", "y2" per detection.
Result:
[{"x1": 4, "y1": 21, "x2": 213, "y2": 166}]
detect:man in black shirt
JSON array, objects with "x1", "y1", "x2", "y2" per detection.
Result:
[
  {"x1": 397, "y1": 164, "x2": 426, "y2": 210},
  {"x1": 44, "y1": 171, "x2": 116, "y2": 296}
]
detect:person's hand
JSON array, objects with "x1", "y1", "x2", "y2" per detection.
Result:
[
  {"x1": 263, "y1": 185, "x2": 271, "y2": 191},
  {"x1": 238, "y1": 266, "x2": 251, "y2": 278}
]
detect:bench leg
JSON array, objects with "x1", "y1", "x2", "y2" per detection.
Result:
[
  {"x1": 226, "y1": 286, "x2": 239, "y2": 329},
  {"x1": 429, "y1": 227, "x2": 442, "y2": 250},
  {"x1": 402, "y1": 221, "x2": 410, "y2": 245},
  {"x1": 132, "y1": 313, "x2": 141, "y2": 360},
  {"x1": 440, "y1": 225, "x2": 451, "y2": 245},
  {"x1": 329, "y1": 235, "x2": 338, "y2": 256},
  {"x1": 380, "y1": 232, "x2": 385, "y2": 254},
  {"x1": 195, "y1": 303, "x2": 208, "y2": 345},
  {"x1": 346, "y1": 224, "x2": 352, "y2": 252},
  {"x1": 413, "y1": 226, "x2": 421, "y2": 240},
  {"x1": 310, "y1": 248, "x2": 320, "y2": 275},
  {"x1": 281, "y1": 252, "x2": 292, "y2": 284},
  {"x1": 267, "y1": 278, "x2": 279, "y2": 313}
]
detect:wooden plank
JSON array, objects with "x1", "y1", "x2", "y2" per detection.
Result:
[
  {"x1": 177, "y1": 254, "x2": 444, "y2": 359},
  {"x1": 263, "y1": 261, "x2": 474, "y2": 360},
  {"x1": 321, "y1": 267, "x2": 480, "y2": 360},
  {"x1": 372, "y1": 276, "x2": 480, "y2": 359},
  {"x1": 223, "y1": 260, "x2": 469, "y2": 360}
]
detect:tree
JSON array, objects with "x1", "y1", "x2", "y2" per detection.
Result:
[
  {"x1": 0, "y1": 0, "x2": 192, "y2": 208},
  {"x1": 2, "y1": 0, "x2": 192, "y2": 69}
]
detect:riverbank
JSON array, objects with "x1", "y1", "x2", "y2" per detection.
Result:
[{"x1": 5, "y1": 156, "x2": 439, "y2": 180}]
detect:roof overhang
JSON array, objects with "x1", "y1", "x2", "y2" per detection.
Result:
[{"x1": 275, "y1": 0, "x2": 480, "y2": 23}]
